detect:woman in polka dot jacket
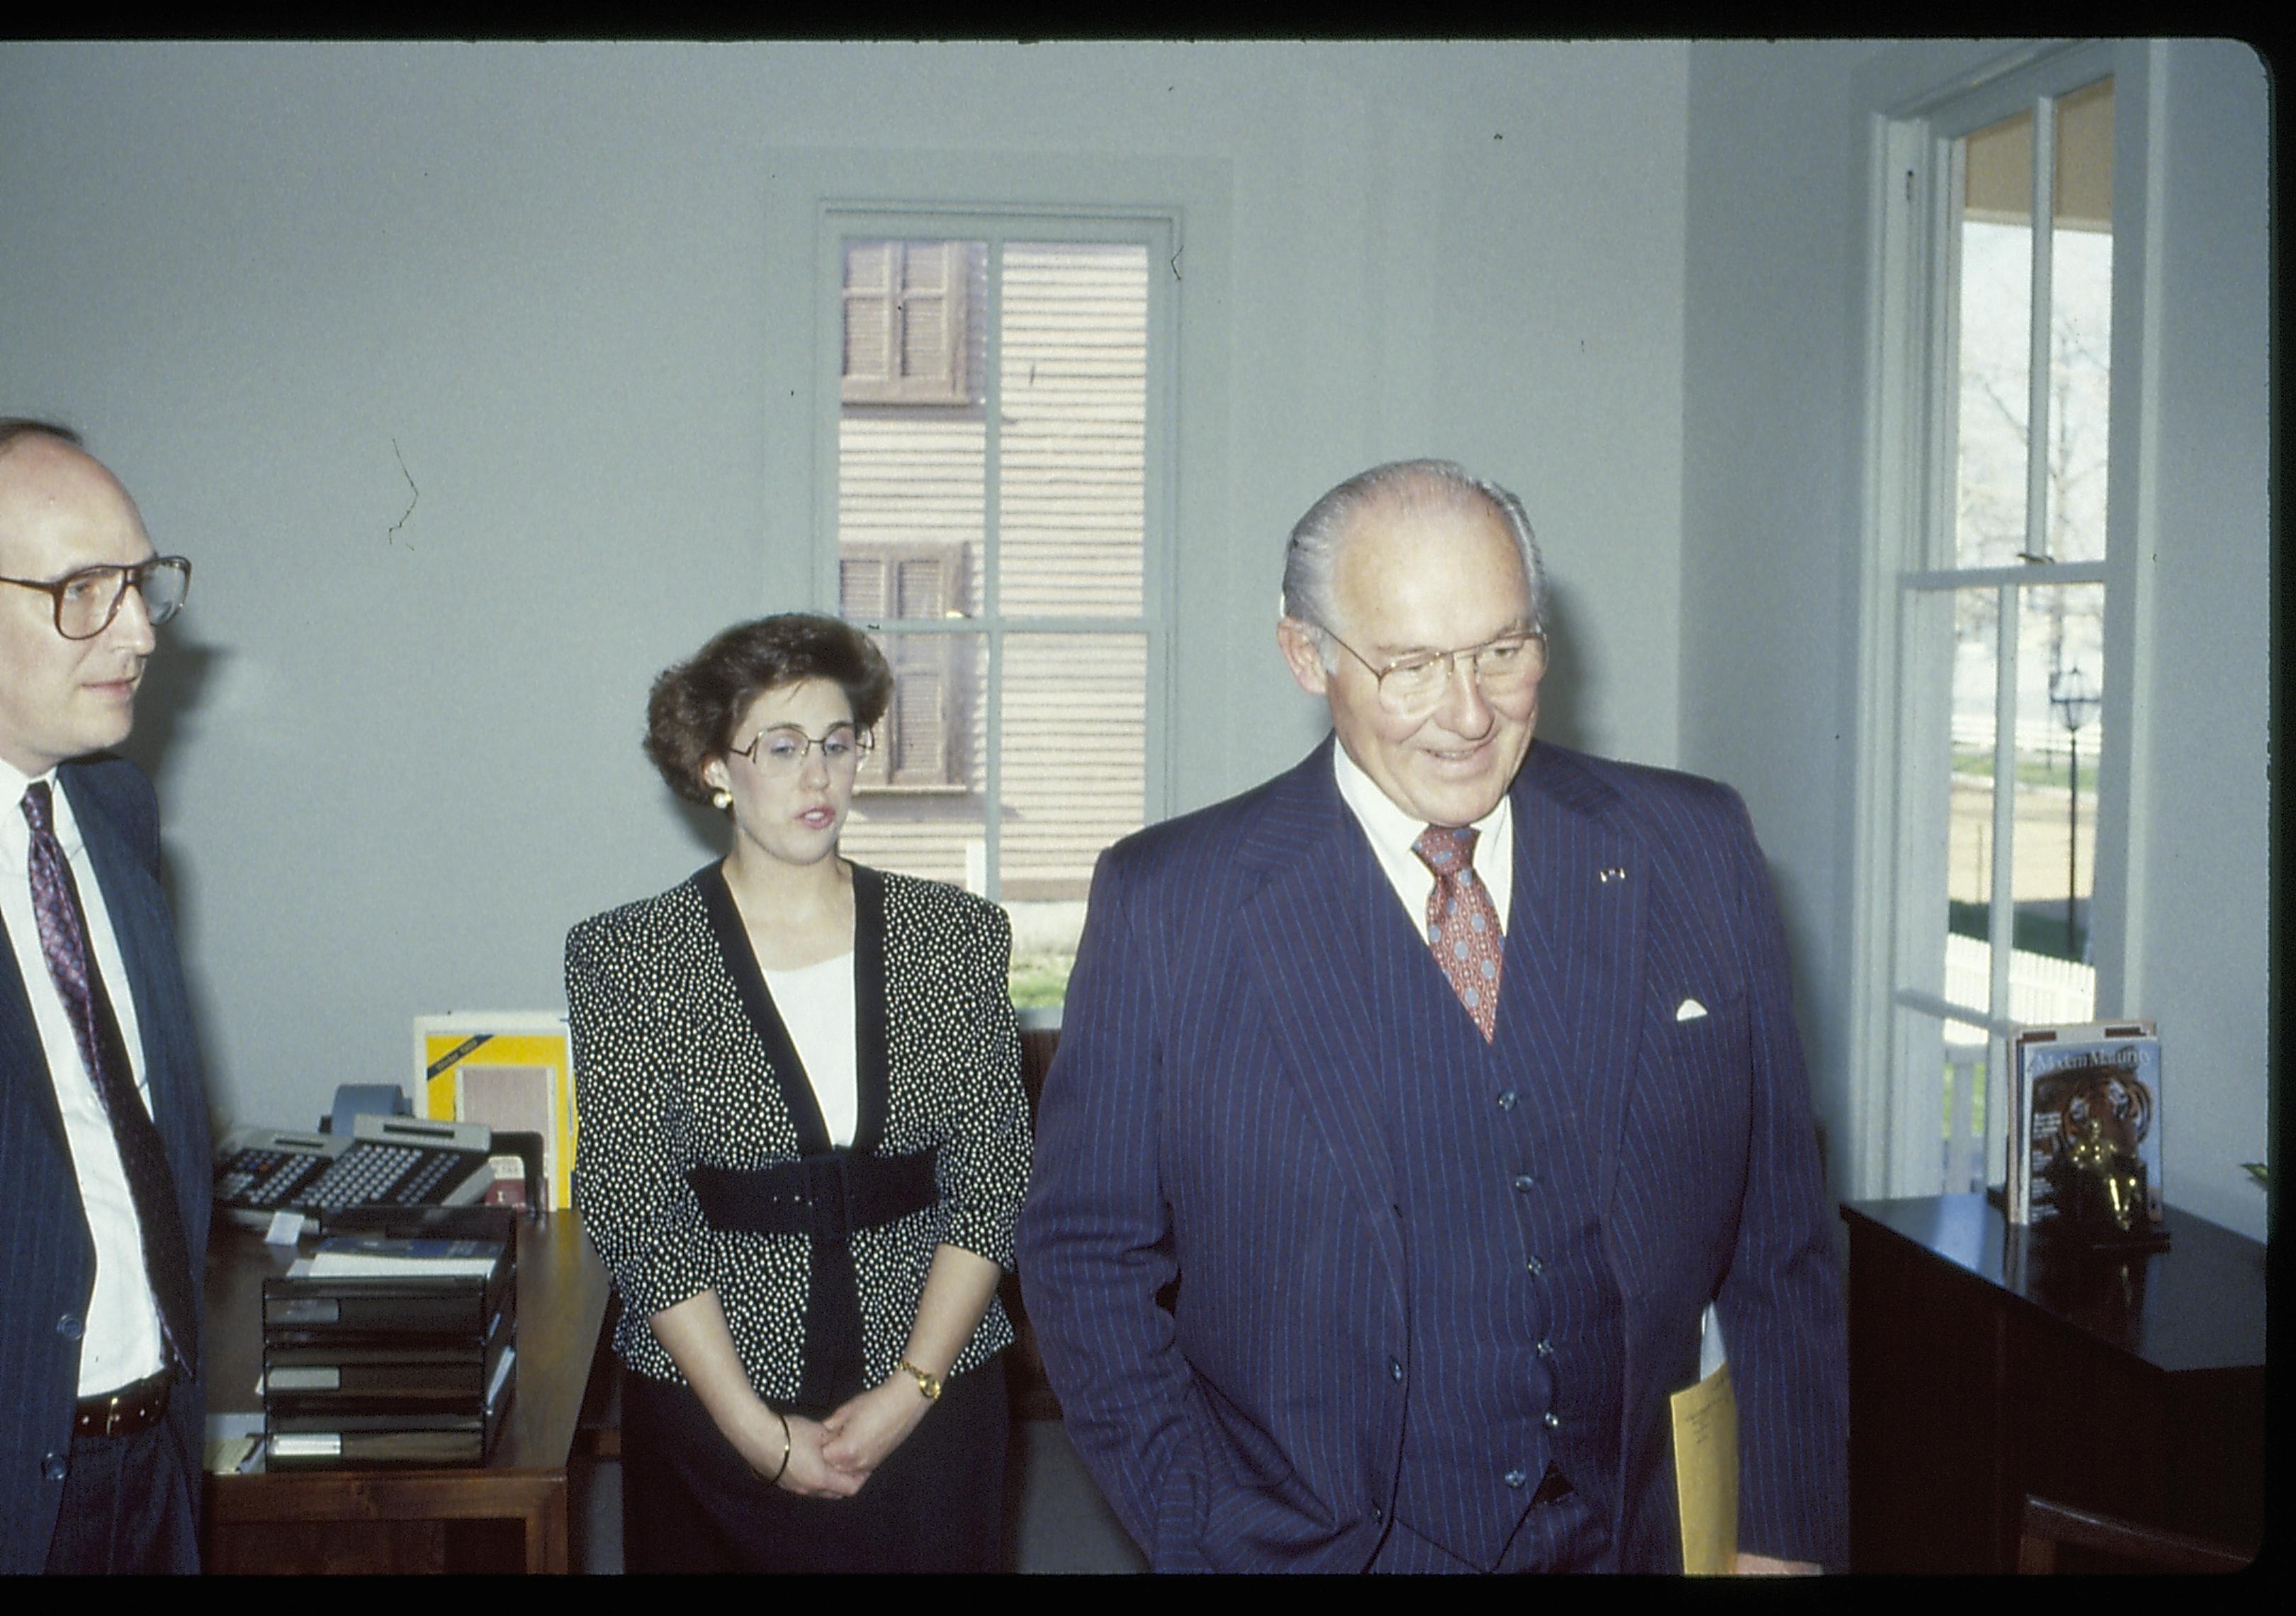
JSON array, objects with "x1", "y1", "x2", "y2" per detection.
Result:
[{"x1": 565, "y1": 613, "x2": 1030, "y2": 1572}]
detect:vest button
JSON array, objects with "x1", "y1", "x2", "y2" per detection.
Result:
[
  {"x1": 42, "y1": 1452, "x2": 67, "y2": 1482},
  {"x1": 1513, "y1": 1173, "x2": 1537, "y2": 1192},
  {"x1": 1526, "y1": 1255, "x2": 1546, "y2": 1276},
  {"x1": 1504, "y1": 1467, "x2": 1529, "y2": 1490},
  {"x1": 1497, "y1": 1090, "x2": 1519, "y2": 1111},
  {"x1": 1536, "y1": 1337, "x2": 1555, "y2": 1358},
  {"x1": 1543, "y1": 1411, "x2": 1562, "y2": 1430},
  {"x1": 56, "y1": 1313, "x2": 81, "y2": 1340},
  {"x1": 1371, "y1": 1504, "x2": 1385, "y2": 1524},
  {"x1": 1389, "y1": 1357, "x2": 1405, "y2": 1383}
]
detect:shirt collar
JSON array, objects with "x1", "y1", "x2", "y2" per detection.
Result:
[
  {"x1": 0, "y1": 754, "x2": 81, "y2": 870},
  {"x1": 1330, "y1": 734, "x2": 1512, "y2": 866}
]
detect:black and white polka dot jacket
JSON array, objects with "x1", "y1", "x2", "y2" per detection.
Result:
[{"x1": 565, "y1": 862, "x2": 1030, "y2": 1401}]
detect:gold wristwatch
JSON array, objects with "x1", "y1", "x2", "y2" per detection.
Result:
[{"x1": 899, "y1": 1359, "x2": 944, "y2": 1402}]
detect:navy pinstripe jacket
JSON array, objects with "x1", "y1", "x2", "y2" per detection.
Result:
[
  {"x1": 0, "y1": 758, "x2": 211, "y2": 1573},
  {"x1": 1018, "y1": 739, "x2": 1847, "y2": 1571}
]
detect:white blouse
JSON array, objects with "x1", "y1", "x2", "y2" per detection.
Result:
[{"x1": 762, "y1": 952, "x2": 858, "y2": 1148}]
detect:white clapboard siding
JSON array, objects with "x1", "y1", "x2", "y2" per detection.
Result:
[
  {"x1": 1000, "y1": 245, "x2": 1148, "y2": 619},
  {"x1": 999, "y1": 634, "x2": 1147, "y2": 897}
]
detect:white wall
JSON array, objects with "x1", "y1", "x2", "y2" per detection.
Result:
[
  {"x1": 1680, "y1": 40, "x2": 2271, "y2": 1240},
  {"x1": 1679, "y1": 40, "x2": 1877, "y2": 1184},
  {"x1": 0, "y1": 41, "x2": 1690, "y2": 1129},
  {"x1": 2118, "y1": 40, "x2": 2272, "y2": 1239}
]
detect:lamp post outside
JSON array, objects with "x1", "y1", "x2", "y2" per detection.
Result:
[{"x1": 2049, "y1": 664, "x2": 2100, "y2": 960}]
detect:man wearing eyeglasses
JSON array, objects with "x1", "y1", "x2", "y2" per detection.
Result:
[
  {"x1": 1021, "y1": 459, "x2": 1845, "y2": 1573},
  {"x1": 0, "y1": 420, "x2": 209, "y2": 1574}
]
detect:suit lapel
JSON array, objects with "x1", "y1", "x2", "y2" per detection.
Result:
[
  {"x1": 0, "y1": 911, "x2": 73, "y2": 1159},
  {"x1": 1233, "y1": 744, "x2": 1407, "y2": 1298},
  {"x1": 55, "y1": 763, "x2": 212, "y2": 1245},
  {"x1": 70, "y1": 775, "x2": 169, "y2": 1082},
  {"x1": 1507, "y1": 745, "x2": 1646, "y2": 1225}
]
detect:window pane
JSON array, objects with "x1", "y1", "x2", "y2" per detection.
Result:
[
  {"x1": 2048, "y1": 79, "x2": 2114, "y2": 564},
  {"x1": 1945, "y1": 586, "x2": 1998, "y2": 1014},
  {"x1": 998, "y1": 632, "x2": 1146, "y2": 899},
  {"x1": 999, "y1": 632, "x2": 1148, "y2": 1006},
  {"x1": 841, "y1": 629, "x2": 988, "y2": 888},
  {"x1": 1893, "y1": 1004, "x2": 2001, "y2": 1195},
  {"x1": 2009, "y1": 585, "x2": 2102, "y2": 1009},
  {"x1": 996, "y1": 242, "x2": 1149, "y2": 618},
  {"x1": 1943, "y1": 583, "x2": 2102, "y2": 1028},
  {"x1": 839, "y1": 239, "x2": 986, "y2": 620},
  {"x1": 1954, "y1": 110, "x2": 2035, "y2": 568},
  {"x1": 840, "y1": 239, "x2": 985, "y2": 408}
]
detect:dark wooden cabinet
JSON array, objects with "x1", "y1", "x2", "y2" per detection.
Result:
[{"x1": 1842, "y1": 1195, "x2": 2263, "y2": 1573}]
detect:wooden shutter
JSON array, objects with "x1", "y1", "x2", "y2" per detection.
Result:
[
  {"x1": 839, "y1": 554, "x2": 889, "y2": 620},
  {"x1": 840, "y1": 543, "x2": 972, "y2": 789},
  {"x1": 842, "y1": 240, "x2": 972, "y2": 406}
]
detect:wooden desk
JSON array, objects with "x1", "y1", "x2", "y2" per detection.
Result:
[
  {"x1": 203, "y1": 1211, "x2": 612, "y2": 1574},
  {"x1": 1842, "y1": 1194, "x2": 2264, "y2": 1573}
]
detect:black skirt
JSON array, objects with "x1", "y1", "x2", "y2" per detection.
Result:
[{"x1": 620, "y1": 1354, "x2": 1008, "y2": 1573}]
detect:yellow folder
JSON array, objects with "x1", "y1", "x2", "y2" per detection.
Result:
[{"x1": 1670, "y1": 1357, "x2": 1738, "y2": 1574}]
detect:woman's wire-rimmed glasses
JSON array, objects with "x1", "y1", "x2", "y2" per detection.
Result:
[
  {"x1": 1318, "y1": 625, "x2": 1548, "y2": 717},
  {"x1": 0, "y1": 556, "x2": 192, "y2": 640},
  {"x1": 731, "y1": 722, "x2": 876, "y2": 776}
]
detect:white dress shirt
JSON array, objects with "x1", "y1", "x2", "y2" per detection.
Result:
[
  {"x1": 762, "y1": 951, "x2": 860, "y2": 1148},
  {"x1": 1331, "y1": 740, "x2": 1515, "y2": 941},
  {"x1": 0, "y1": 756, "x2": 167, "y2": 1395}
]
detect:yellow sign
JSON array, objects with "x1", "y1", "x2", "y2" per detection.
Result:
[{"x1": 415, "y1": 1013, "x2": 576, "y2": 1211}]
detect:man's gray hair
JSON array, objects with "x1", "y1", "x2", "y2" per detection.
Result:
[{"x1": 1281, "y1": 459, "x2": 1547, "y2": 668}]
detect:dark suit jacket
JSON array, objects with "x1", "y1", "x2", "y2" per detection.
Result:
[
  {"x1": 1018, "y1": 739, "x2": 1847, "y2": 1572},
  {"x1": 0, "y1": 756, "x2": 212, "y2": 1574}
]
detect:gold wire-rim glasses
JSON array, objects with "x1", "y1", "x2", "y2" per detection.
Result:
[
  {"x1": 731, "y1": 722, "x2": 877, "y2": 774},
  {"x1": 1318, "y1": 625, "x2": 1547, "y2": 715}
]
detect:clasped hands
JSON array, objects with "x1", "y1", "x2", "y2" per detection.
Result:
[{"x1": 749, "y1": 1375, "x2": 932, "y2": 1500}]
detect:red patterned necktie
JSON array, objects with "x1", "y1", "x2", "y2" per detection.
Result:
[
  {"x1": 1414, "y1": 824, "x2": 1503, "y2": 1042},
  {"x1": 21, "y1": 782, "x2": 199, "y2": 1378}
]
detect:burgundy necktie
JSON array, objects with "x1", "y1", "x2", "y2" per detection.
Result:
[
  {"x1": 21, "y1": 782, "x2": 198, "y2": 1378},
  {"x1": 1414, "y1": 824, "x2": 1504, "y2": 1043}
]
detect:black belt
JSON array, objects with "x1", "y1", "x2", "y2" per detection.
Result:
[
  {"x1": 688, "y1": 1149, "x2": 937, "y2": 1242},
  {"x1": 74, "y1": 1369, "x2": 172, "y2": 1439}
]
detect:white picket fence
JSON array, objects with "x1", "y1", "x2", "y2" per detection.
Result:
[{"x1": 1939, "y1": 933, "x2": 2096, "y2": 1192}]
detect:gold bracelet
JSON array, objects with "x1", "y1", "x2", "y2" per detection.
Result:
[{"x1": 899, "y1": 1359, "x2": 944, "y2": 1402}]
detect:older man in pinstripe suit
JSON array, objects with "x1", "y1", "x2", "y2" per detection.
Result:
[
  {"x1": 1019, "y1": 459, "x2": 1846, "y2": 1573},
  {"x1": 0, "y1": 421, "x2": 210, "y2": 1574}
]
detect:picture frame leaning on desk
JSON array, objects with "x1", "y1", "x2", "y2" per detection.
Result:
[{"x1": 2008, "y1": 1019, "x2": 2165, "y2": 1248}]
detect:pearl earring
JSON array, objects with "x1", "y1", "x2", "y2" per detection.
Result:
[{"x1": 711, "y1": 789, "x2": 733, "y2": 812}]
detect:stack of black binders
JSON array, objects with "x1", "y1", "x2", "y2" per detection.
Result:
[{"x1": 260, "y1": 1205, "x2": 518, "y2": 1469}]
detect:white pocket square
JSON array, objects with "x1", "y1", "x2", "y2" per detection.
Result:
[{"x1": 1675, "y1": 998, "x2": 1709, "y2": 1022}]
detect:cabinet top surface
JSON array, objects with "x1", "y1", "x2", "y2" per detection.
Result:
[{"x1": 1842, "y1": 1194, "x2": 2266, "y2": 1374}]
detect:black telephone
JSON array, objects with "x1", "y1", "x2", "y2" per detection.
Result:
[{"x1": 213, "y1": 1113, "x2": 495, "y2": 1234}]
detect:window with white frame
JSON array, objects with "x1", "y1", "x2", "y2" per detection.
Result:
[
  {"x1": 824, "y1": 214, "x2": 1171, "y2": 1008},
  {"x1": 1859, "y1": 43, "x2": 2144, "y2": 1199}
]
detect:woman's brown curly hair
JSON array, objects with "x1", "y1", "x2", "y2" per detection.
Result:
[{"x1": 643, "y1": 613, "x2": 894, "y2": 805}]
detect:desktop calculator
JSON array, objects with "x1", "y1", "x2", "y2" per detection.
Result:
[{"x1": 214, "y1": 1113, "x2": 494, "y2": 1233}]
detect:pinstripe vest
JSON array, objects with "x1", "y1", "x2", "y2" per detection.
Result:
[{"x1": 1375, "y1": 847, "x2": 1626, "y2": 1571}]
